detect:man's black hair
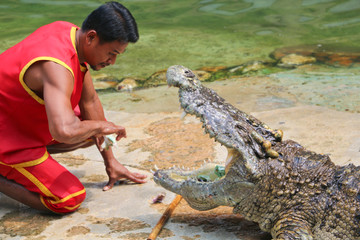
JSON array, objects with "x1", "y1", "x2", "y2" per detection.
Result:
[{"x1": 82, "y1": 1, "x2": 139, "y2": 43}]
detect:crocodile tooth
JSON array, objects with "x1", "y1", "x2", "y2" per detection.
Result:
[
  {"x1": 274, "y1": 129, "x2": 283, "y2": 141},
  {"x1": 154, "y1": 164, "x2": 159, "y2": 170},
  {"x1": 267, "y1": 149, "x2": 279, "y2": 158},
  {"x1": 225, "y1": 153, "x2": 234, "y2": 167},
  {"x1": 262, "y1": 140, "x2": 272, "y2": 151},
  {"x1": 180, "y1": 111, "x2": 187, "y2": 120}
]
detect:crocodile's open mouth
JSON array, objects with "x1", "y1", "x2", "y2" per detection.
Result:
[
  {"x1": 153, "y1": 65, "x2": 268, "y2": 209},
  {"x1": 169, "y1": 163, "x2": 225, "y2": 182},
  {"x1": 154, "y1": 146, "x2": 240, "y2": 183},
  {"x1": 153, "y1": 145, "x2": 244, "y2": 210},
  {"x1": 153, "y1": 65, "x2": 253, "y2": 195}
]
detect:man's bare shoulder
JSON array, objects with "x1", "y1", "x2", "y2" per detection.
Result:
[{"x1": 24, "y1": 60, "x2": 73, "y2": 97}]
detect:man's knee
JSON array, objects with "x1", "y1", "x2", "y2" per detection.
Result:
[{"x1": 41, "y1": 188, "x2": 87, "y2": 214}]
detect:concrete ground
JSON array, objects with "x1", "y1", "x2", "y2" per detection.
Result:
[{"x1": 1, "y1": 67, "x2": 360, "y2": 240}]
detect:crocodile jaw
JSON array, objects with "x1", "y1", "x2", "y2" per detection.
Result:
[
  {"x1": 153, "y1": 168, "x2": 227, "y2": 210},
  {"x1": 153, "y1": 148, "x2": 255, "y2": 210}
]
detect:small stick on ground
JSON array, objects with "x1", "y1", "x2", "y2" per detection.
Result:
[{"x1": 147, "y1": 194, "x2": 183, "y2": 240}]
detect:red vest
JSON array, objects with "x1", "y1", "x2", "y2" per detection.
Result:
[{"x1": 0, "y1": 21, "x2": 87, "y2": 164}]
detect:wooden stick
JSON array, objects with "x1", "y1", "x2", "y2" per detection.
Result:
[{"x1": 147, "y1": 194, "x2": 183, "y2": 240}]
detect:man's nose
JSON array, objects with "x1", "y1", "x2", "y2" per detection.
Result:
[{"x1": 107, "y1": 55, "x2": 117, "y2": 65}]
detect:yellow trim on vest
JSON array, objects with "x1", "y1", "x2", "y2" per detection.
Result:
[
  {"x1": 80, "y1": 63, "x2": 87, "y2": 73},
  {"x1": 0, "y1": 151, "x2": 49, "y2": 168},
  {"x1": 70, "y1": 27, "x2": 77, "y2": 53},
  {"x1": 71, "y1": 26, "x2": 87, "y2": 73},
  {"x1": 19, "y1": 57, "x2": 75, "y2": 104}
]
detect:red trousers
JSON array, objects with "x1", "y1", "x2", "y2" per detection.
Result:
[{"x1": 0, "y1": 151, "x2": 86, "y2": 213}]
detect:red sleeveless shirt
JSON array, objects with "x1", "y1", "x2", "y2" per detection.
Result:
[{"x1": 0, "y1": 21, "x2": 87, "y2": 165}]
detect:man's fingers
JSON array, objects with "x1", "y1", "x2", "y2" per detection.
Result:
[
  {"x1": 94, "y1": 136, "x2": 105, "y2": 151},
  {"x1": 128, "y1": 173, "x2": 148, "y2": 183},
  {"x1": 103, "y1": 172, "x2": 148, "y2": 191},
  {"x1": 116, "y1": 129, "x2": 127, "y2": 141}
]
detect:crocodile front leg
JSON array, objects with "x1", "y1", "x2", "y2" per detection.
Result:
[{"x1": 272, "y1": 213, "x2": 314, "y2": 240}]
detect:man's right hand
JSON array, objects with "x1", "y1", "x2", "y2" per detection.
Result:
[{"x1": 95, "y1": 121, "x2": 127, "y2": 140}]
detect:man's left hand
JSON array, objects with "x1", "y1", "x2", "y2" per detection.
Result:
[{"x1": 103, "y1": 158, "x2": 148, "y2": 191}]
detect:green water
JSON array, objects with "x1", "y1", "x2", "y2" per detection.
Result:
[{"x1": 1, "y1": 0, "x2": 360, "y2": 79}]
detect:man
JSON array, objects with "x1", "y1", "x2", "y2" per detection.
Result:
[{"x1": 0, "y1": 1, "x2": 147, "y2": 214}]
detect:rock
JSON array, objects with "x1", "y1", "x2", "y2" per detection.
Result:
[
  {"x1": 271, "y1": 44, "x2": 360, "y2": 67},
  {"x1": 92, "y1": 73, "x2": 120, "y2": 91},
  {"x1": 116, "y1": 78, "x2": 139, "y2": 92},
  {"x1": 242, "y1": 61, "x2": 267, "y2": 73},
  {"x1": 194, "y1": 70, "x2": 212, "y2": 81},
  {"x1": 315, "y1": 52, "x2": 359, "y2": 67},
  {"x1": 93, "y1": 80, "x2": 119, "y2": 91},
  {"x1": 270, "y1": 45, "x2": 316, "y2": 60},
  {"x1": 278, "y1": 54, "x2": 316, "y2": 68},
  {"x1": 145, "y1": 69, "x2": 168, "y2": 88},
  {"x1": 145, "y1": 69, "x2": 213, "y2": 87},
  {"x1": 198, "y1": 66, "x2": 227, "y2": 72}
]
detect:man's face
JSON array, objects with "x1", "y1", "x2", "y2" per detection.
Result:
[{"x1": 85, "y1": 35, "x2": 128, "y2": 71}]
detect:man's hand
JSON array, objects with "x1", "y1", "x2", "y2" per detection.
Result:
[
  {"x1": 103, "y1": 157, "x2": 148, "y2": 191},
  {"x1": 94, "y1": 122, "x2": 126, "y2": 151},
  {"x1": 95, "y1": 121, "x2": 127, "y2": 141}
]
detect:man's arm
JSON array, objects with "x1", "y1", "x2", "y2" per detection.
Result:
[
  {"x1": 78, "y1": 69, "x2": 126, "y2": 144},
  {"x1": 79, "y1": 70, "x2": 148, "y2": 190},
  {"x1": 25, "y1": 61, "x2": 147, "y2": 188},
  {"x1": 35, "y1": 61, "x2": 124, "y2": 143}
]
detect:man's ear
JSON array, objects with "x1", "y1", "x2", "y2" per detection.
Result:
[{"x1": 86, "y1": 30, "x2": 97, "y2": 45}]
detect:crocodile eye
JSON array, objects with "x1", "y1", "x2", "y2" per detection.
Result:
[{"x1": 184, "y1": 70, "x2": 195, "y2": 78}]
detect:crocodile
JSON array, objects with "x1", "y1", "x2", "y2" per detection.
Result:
[{"x1": 153, "y1": 65, "x2": 360, "y2": 240}]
